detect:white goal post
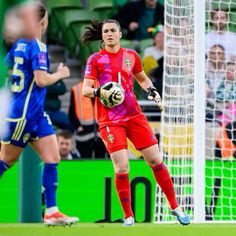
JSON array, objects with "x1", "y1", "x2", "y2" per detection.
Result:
[{"x1": 193, "y1": 0, "x2": 205, "y2": 223}]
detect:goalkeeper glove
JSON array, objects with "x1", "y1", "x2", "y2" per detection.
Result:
[
  {"x1": 94, "y1": 83, "x2": 113, "y2": 99},
  {"x1": 94, "y1": 82, "x2": 124, "y2": 106},
  {"x1": 147, "y1": 86, "x2": 164, "y2": 111}
]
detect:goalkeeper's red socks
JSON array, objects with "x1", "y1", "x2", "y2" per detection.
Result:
[
  {"x1": 152, "y1": 162, "x2": 178, "y2": 210},
  {"x1": 115, "y1": 173, "x2": 134, "y2": 219}
]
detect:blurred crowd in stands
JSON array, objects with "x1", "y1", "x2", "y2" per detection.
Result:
[{"x1": 204, "y1": 8, "x2": 236, "y2": 159}]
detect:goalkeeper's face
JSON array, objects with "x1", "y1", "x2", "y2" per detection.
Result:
[{"x1": 102, "y1": 23, "x2": 122, "y2": 48}]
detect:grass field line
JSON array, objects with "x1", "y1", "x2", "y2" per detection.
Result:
[{"x1": 0, "y1": 223, "x2": 236, "y2": 236}]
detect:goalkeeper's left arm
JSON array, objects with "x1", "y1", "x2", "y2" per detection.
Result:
[{"x1": 134, "y1": 70, "x2": 164, "y2": 111}]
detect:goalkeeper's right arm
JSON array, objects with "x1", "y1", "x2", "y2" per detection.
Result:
[{"x1": 82, "y1": 78, "x2": 97, "y2": 98}]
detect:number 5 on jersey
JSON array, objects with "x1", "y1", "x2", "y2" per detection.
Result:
[{"x1": 12, "y1": 57, "x2": 24, "y2": 93}]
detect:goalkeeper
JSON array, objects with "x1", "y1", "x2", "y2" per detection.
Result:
[{"x1": 82, "y1": 19, "x2": 190, "y2": 226}]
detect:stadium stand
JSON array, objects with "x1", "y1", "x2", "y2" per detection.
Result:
[
  {"x1": 47, "y1": 0, "x2": 84, "y2": 43},
  {"x1": 88, "y1": 0, "x2": 115, "y2": 18},
  {"x1": 54, "y1": 9, "x2": 101, "y2": 56},
  {"x1": 112, "y1": 0, "x2": 128, "y2": 8}
]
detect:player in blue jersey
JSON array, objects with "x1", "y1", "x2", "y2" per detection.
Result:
[{"x1": 0, "y1": 2, "x2": 78, "y2": 226}]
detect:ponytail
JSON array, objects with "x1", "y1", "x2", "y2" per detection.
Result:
[
  {"x1": 81, "y1": 20, "x2": 103, "y2": 45},
  {"x1": 81, "y1": 19, "x2": 121, "y2": 45}
]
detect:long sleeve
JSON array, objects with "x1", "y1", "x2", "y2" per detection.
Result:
[
  {"x1": 46, "y1": 80, "x2": 66, "y2": 97},
  {"x1": 68, "y1": 89, "x2": 81, "y2": 129}
]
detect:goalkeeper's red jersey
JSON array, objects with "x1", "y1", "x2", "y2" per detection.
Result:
[{"x1": 84, "y1": 47, "x2": 143, "y2": 127}]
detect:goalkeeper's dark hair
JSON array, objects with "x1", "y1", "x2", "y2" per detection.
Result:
[{"x1": 81, "y1": 19, "x2": 121, "y2": 46}]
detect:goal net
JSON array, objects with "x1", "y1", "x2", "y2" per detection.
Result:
[
  {"x1": 154, "y1": 0, "x2": 236, "y2": 223},
  {"x1": 205, "y1": 0, "x2": 236, "y2": 222}
]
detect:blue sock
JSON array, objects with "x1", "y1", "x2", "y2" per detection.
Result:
[
  {"x1": 42, "y1": 163, "x2": 58, "y2": 208},
  {"x1": 0, "y1": 160, "x2": 10, "y2": 177}
]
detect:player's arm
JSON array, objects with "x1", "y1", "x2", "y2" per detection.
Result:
[
  {"x1": 34, "y1": 63, "x2": 70, "y2": 88},
  {"x1": 132, "y1": 50, "x2": 156, "y2": 92},
  {"x1": 134, "y1": 70, "x2": 154, "y2": 91},
  {"x1": 82, "y1": 78, "x2": 96, "y2": 98},
  {"x1": 134, "y1": 70, "x2": 164, "y2": 111}
]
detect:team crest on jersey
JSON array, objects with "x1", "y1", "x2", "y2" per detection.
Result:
[
  {"x1": 23, "y1": 133, "x2": 30, "y2": 143},
  {"x1": 125, "y1": 58, "x2": 131, "y2": 70},
  {"x1": 108, "y1": 134, "x2": 114, "y2": 143}
]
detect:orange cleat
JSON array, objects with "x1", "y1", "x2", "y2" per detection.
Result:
[{"x1": 44, "y1": 211, "x2": 79, "y2": 226}]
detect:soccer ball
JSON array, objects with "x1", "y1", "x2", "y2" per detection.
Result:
[{"x1": 99, "y1": 82, "x2": 125, "y2": 108}]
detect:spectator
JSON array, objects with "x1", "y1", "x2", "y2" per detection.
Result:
[
  {"x1": 215, "y1": 121, "x2": 236, "y2": 159},
  {"x1": 214, "y1": 62, "x2": 236, "y2": 160},
  {"x1": 44, "y1": 80, "x2": 74, "y2": 132},
  {"x1": 206, "y1": 44, "x2": 226, "y2": 120},
  {"x1": 57, "y1": 130, "x2": 80, "y2": 160},
  {"x1": 206, "y1": 44, "x2": 226, "y2": 99},
  {"x1": 142, "y1": 24, "x2": 164, "y2": 76},
  {"x1": 68, "y1": 82, "x2": 108, "y2": 159},
  {"x1": 113, "y1": 0, "x2": 164, "y2": 40},
  {"x1": 164, "y1": 39, "x2": 188, "y2": 97},
  {"x1": 206, "y1": 9, "x2": 236, "y2": 60},
  {"x1": 216, "y1": 62, "x2": 236, "y2": 103},
  {"x1": 214, "y1": 61, "x2": 236, "y2": 122}
]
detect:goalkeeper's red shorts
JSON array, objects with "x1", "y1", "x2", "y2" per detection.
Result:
[{"x1": 99, "y1": 114, "x2": 158, "y2": 154}]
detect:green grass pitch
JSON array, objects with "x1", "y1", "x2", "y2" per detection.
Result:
[{"x1": 0, "y1": 223, "x2": 236, "y2": 236}]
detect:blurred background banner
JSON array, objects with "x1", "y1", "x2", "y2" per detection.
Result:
[
  {"x1": 0, "y1": 160, "x2": 156, "y2": 223},
  {"x1": 0, "y1": 159, "x2": 236, "y2": 223}
]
